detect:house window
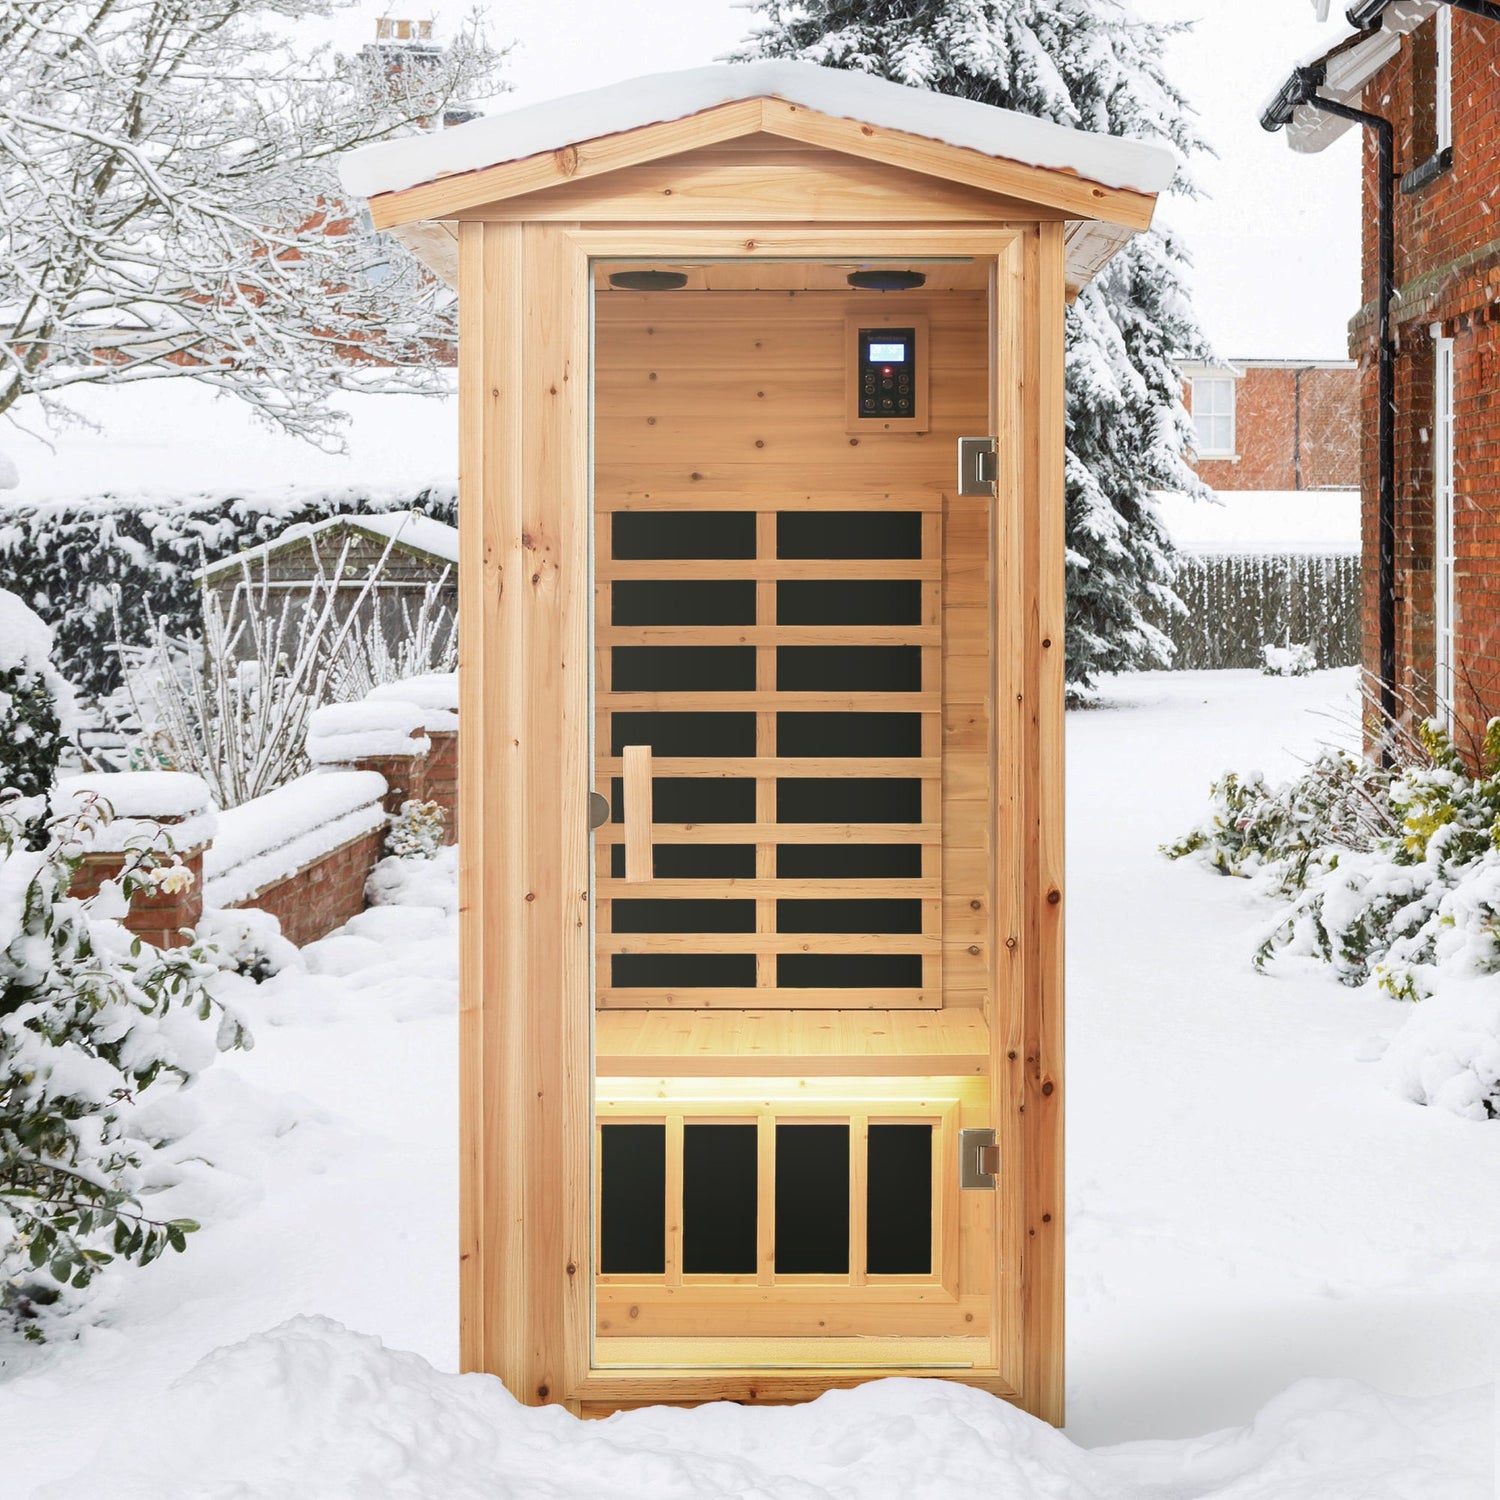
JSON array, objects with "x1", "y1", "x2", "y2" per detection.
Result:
[
  {"x1": 1191, "y1": 376, "x2": 1236, "y2": 457},
  {"x1": 1404, "y1": 6, "x2": 1454, "y2": 192},
  {"x1": 1433, "y1": 335, "x2": 1456, "y2": 723},
  {"x1": 1436, "y1": 4, "x2": 1452, "y2": 155}
]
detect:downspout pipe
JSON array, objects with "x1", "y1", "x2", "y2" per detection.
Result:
[{"x1": 1261, "y1": 68, "x2": 1398, "y2": 737}]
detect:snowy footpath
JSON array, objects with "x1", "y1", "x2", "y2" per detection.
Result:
[{"x1": 3, "y1": 669, "x2": 1496, "y2": 1497}]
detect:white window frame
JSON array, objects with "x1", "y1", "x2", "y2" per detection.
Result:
[
  {"x1": 1433, "y1": 333, "x2": 1456, "y2": 724},
  {"x1": 1436, "y1": 4, "x2": 1453, "y2": 155},
  {"x1": 1190, "y1": 375, "x2": 1236, "y2": 458}
]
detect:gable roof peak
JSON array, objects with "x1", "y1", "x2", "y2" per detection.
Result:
[{"x1": 340, "y1": 60, "x2": 1178, "y2": 205}]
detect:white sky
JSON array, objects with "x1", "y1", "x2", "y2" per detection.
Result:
[{"x1": 315, "y1": 0, "x2": 1361, "y2": 361}]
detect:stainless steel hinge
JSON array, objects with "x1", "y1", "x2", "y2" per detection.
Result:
[
  {"x1": 957, "y1": 436, "x2": 997, "y2": 498},
  {"x1": 958, "y1": 1127, "x2": 999, "y2": 1190}
]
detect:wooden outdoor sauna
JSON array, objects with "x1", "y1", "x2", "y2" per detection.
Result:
[{"x1": 341, "y1": 61, "x2": 1171, "y2": 1424}]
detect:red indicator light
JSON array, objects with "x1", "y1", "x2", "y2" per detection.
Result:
[{"x1": 881, "y1": 366, "x2": 893, "y2": 376}]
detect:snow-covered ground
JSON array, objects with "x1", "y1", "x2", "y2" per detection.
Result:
[{"x1": 3, "y1": 670, "x2": 1496, "y2": 1496}]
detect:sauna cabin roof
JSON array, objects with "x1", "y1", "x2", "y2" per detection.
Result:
[{"x1": 341, "y1": 61, "x2": 1178, "y2": 205}]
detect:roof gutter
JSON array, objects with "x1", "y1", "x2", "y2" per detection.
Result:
[
  {"x1": 1346, "y1": 0, "x2": 1500, "y2": 26},
  {"x1": 1262, "y1": 66, "x2": 1398, "y2": 741}
]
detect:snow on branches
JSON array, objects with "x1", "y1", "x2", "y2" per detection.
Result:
[{"x1": 0, "y1": 2, "x2": 506, "y2": 444}]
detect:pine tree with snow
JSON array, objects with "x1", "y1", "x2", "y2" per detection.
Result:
[
  {"x1": 732, "y1": 0, "x2": 1212, "y2": 694},
  {"x1": 0, "y1": 4, "x2": 506, "y2": 446}
]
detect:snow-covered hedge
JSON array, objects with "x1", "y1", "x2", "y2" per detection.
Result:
[
  {"x1": 0, "y1": 591, "x2": 75, "y2": 846},
  {"x1": 1168, "y1": 721, "x2": 1500, "y2": 1121},
  {"x1": 0, "y1": 486, "x2": 456, "y2": 702}
]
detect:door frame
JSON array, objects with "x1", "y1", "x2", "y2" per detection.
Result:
[{"x1": 456, "y1": 222, "x2": 1065, "y2": 1419}]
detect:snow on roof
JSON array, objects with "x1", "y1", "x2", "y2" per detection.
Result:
[
  {"x1": 354, "y1": 511, "x2": 459, "y2": 564},
  {"x1": 1273, "y1": 3, "x2": 1439, "y2": 154},
  {"x1": 195, "y1": 509, "x2": 457, "y2": 581},
  {"x1": 1155, "y1": 489, "x2": 1360, "y2": 556},
  {"x1": 340, "y1": 61, "x2": 1178, "y2": 203}
]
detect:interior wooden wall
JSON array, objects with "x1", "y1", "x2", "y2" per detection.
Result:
[{"x1": 593, "y1": 288, "x2": 992, "y2": 1016}]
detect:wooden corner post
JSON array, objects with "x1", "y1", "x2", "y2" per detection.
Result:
[
  {"x1": 992, "y1": 221, "x2": 1067, "y2": 1425},
  {"x1": 458, "y1": 220, "x2": 593, "y2": 1407}
]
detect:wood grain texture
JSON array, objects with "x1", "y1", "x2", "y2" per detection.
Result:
[
  {"x1": 592, "y1": 291, "x2": 975, "y2": 1013},
  {"x1": 457, "y1": 222, "x2": 592, "y2": 1406},
  {"x1": 622, "y1": 744, "x2": 653, "y2": 882},
  {"x1": 452, "y1": 206, "x2": 1077, "y2": 1416},
  {"x1": 367, "y1": 96, "x2": 1157, "y2": 236},
  {"x1": 1027, "y1": 220, "x2": 1067, "y2": 1427},
  {"x1": 471, "y1": 147, "x2": 1067, "y2": 224}
]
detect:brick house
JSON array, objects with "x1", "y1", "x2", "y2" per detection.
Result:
[
  {"x1": 1180, "y1": 359, "x2": 1360, "y2": 491},
  {"x1": 1264, "y1": 0, "x2": 1500, "y2": 762}
]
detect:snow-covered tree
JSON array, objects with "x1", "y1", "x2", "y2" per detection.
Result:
[
  {"x1": 0, "y1": 3, "x2": 505, "y2": 445},
  {"x1": 733, "y1": 0, "x2": 1213, "y2": 693}
]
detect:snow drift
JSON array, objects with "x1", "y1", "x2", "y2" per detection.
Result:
[{"x1": 33, "y1": 1316, "x2": 1492, "y2": 1500}]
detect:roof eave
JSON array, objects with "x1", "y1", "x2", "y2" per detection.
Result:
[{"x1": 364, "y1": 97, "x2": 1161, "y2": 238}]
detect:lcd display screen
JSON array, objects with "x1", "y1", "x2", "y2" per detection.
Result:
[{"x1": 868, "y1": 342, "x2": 907, "y2": 362}]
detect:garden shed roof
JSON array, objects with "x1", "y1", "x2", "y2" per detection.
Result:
[{"x1": 194, "y1": 511, "x2": 458, "y2": 584}]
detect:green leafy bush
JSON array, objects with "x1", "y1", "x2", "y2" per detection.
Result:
[
  {"x1": 1, "y1": 797, "x2": 250, "y2": 1337},
  {"x1": 1163, "y1": 748, "x2": 1395, "y2": 895},
  {"x1": 1167, "y1": 721, "x2": 1500, "y2": 998}
]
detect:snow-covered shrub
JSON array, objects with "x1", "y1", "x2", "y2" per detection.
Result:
[
  {"x1": 1170, "y1": 720, "x2": 1500, "y2": 1118},
  {"x1": 1262, "y1": 642, "x2": 1316, "y2": 677},
  {"x1": 196, "y1": 908, "x2": 299, "y2": 985},
  {"x1": 367, "y1": 845, "x2": 459, "y2": 915},
  {"x1": 1265, "y1": 720, "x2": 1500, "y2": 996},
  {"x1": 0, "y1": 798, "x2": 250, "y2": 1336},
  {"x1": 0, "y1": 592, "x2": 74, "y2": 846},
  {"x1": 386, "y1": 801, "x2": 446, "y2": 860},
  {"x1": 0, "y1": 488, "x2": 456, "y2": 704},
  {"x1": 1164, "y1": 748, "x2": 1396, "y2": 895}
]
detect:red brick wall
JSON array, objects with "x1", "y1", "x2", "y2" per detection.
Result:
[
  {"x1": 1299, "y1": 368, "x2": 1363, "y2": 490},
  {"x1": 1189, "y1": 365, "x2": 1359, "y2": 491},
  {"x1": 1351, "y1": 14, "x2": 1500, "y2": 760},
  {"x1": 227, "y1": 824, "x2": 387, "y2": 949},
  {"x1": 330, "y1": 731, "x2": 457, "y2": 841},
  {"x1": 71, "y1": 845, "x2": 205, "y2": 950},
  {"x1": 425, "y1": 730, "x2": 458, "y2": 844}
]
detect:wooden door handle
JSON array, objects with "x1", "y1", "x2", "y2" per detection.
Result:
[{"x1": 622, "y1": 744, "x2": 652, "y2": 883}]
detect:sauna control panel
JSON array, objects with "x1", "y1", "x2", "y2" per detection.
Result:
[
  {"x1": 856, "y1": 326, "x2": 917, "y2": 419},
  {"x1": 846, "y1": 314, "x2": 928, "y2": 434}
]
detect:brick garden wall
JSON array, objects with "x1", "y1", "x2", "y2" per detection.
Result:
[
  {"x1": 1351, "y1": 12, "x2": 1500, "y2": 760},
  {"x1": 70, "y1": 844, "x2": 205, "y2": 950},
  {"x1": 227, "y1": 824, "x2": 388, "y2": 948},
  {"x1": 72, "y1": 695, "x2": 460, "y2": 952}
]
